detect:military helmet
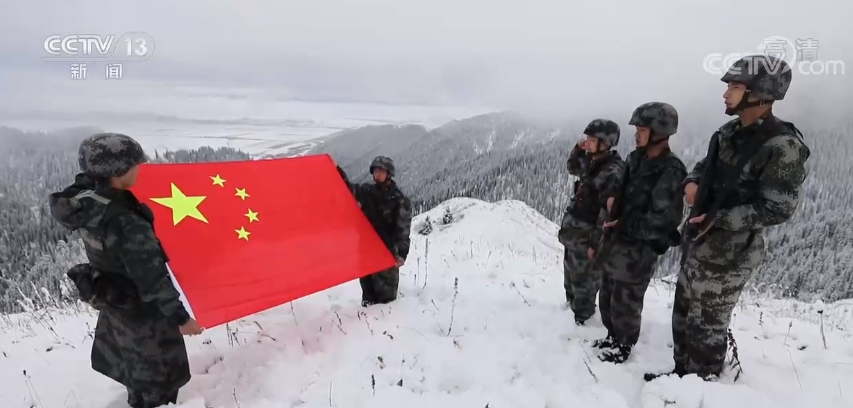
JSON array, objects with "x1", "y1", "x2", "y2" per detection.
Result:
[
  {"x1": 77, "y1": 133, "x2": 148, "y2": 177},
  {"x1": 720, "y1": 54, "x2": 792, "y2": 101},
  {"x1": 628, "y1": 102, "x2": 679, "y2": 137},
  {"x1": 583, "y1": 119, "x2": 620, "y2": 148},
  {"x1": 369, "y1": 155, "x2": 395, "y2": 178}
]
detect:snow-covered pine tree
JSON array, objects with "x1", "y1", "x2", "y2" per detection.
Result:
[
  {"x1": 441, "y1": 207, "x2": 453, "y2": 225},
  {"x1": 418, "y1": 216, "x2": 433, "y2": 235}
]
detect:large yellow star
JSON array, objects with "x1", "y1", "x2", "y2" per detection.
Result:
[
  {"x1": 210, "y1": 174, "x2": 226, "y2": 187},
  {"x1": 235, "y1": 188, "x2": 250, "y2": 200},
  {"x1": 244, "y1": 209, "x2": 259, "y2": 223},
  {"x1": 235, "y1": 226, "x2": 250, "y2": 241},
  {"x1": 149, "y1": 183, "x2": 208, "y2": 226}
]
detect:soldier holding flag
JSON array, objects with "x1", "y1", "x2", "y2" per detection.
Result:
[{"x1": 49, "y1": 133, "x2": 203, "y2": 408}]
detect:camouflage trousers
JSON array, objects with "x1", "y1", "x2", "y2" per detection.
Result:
[
  {"x1": 360, "y1": 267, "x2": 400, "y2": 304},
  {"x1": 127, "y1": 387, "x2": 179, "y2": 408},
  {"x1": 596, "y1": 239, "x2": 659, "y2": 346},
  {"x1": 672, "y1": 254, "x2": 753, "y2": 378},
  {"x1": 563, "y1": 245, "x2": 602, "y2": 323}
]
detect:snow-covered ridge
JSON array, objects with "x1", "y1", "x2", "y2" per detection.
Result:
[{"x1": 1, "y1": 198, "x2": 851, "y2": 408}]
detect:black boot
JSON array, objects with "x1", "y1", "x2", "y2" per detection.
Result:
[
  {"x1": 598, "y1": 343, "x2": 632, "y2": 363},
  {"x1": 591, "y1": 335, "x2": 615, "y2": 349},
  {"x1": 644, "y1": 363, "x2": 686, "y2": 381}
]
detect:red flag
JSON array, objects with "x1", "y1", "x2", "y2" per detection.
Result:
[{"x1": 130, "y1": 154, "x2": 396, "y2": 328}]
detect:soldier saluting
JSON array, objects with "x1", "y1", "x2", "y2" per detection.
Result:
[
  {"x1": 646, "y1": 55, "x2": 811, "y2": 382},
  {"x1": 558, "y1": 119, "x2": 625, "y2": 326},
  {"x1": 49, "y1": 133, "x2": 203, "y2": 408}
]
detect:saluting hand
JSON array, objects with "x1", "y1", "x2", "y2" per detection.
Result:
[
  {"x1": 395, "y1": 257, "x2": 405, "y2": 267},
  {"x1": 606, "y1": 197, "x2": 614, "y2": 213},
  {"x1": 587, "y1": 248, "x2": 595, "y2": 260},
  {"x1": 602, "y1": 219, "x2": 618, "y2": 229}
]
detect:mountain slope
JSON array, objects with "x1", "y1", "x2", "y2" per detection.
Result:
[
  {"x1": 307, "y1": 124, "x2": 428, "y2": 172},
  {"x1": 1, "y1": 198, "x2": 851, "y2": 408}
]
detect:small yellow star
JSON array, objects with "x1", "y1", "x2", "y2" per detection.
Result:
[
  {"x1": 244, "y1": 209, "x2": 259, "y2": 223},
  {"x1": 210, "y1": 174, "x2": 226, "y2": 187},
  {"x1": 235, "y1": 188, "x2": 250, "y2": 200},
  {"x1": 235, "y1": 226, "x2": 250, "y2": 241}
]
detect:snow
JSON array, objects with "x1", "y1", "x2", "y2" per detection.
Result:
[{"x1": 1, "y1": 198, "x2": 851, "y2": 408}]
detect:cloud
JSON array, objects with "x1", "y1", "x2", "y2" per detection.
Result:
[{"x1": 1, "y1": 0, "x2": 851, "y2": 121}]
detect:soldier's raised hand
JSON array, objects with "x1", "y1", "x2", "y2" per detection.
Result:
[
  {"x1": 606, "y1": 197, "x2": 615, "y2": 213},
  {"x1": 587, "y1": 248, "x2": 595, "y2": 260},
  {"x1": 179, "y1": 318, "x2": 204, "y2": 336},
  {"x1": 395, "y1": 256, "x2": 405, "y2": 267},
  {"x1": 684, "y1": 182, "x2": 698, "y2": 205}
]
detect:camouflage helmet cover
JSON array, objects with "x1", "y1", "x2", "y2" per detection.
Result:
[
  {"x1": 720, "y1": 54, "x2": 791, "y2": 101},
  {"x1": 628, "y1": 102, "x2": 679, "y2": 137},
  {"x1": 369, "y1": 155, "x2": 395, "y2": 178},
  {"x1": 77, "y1": 133, "x2": 148, "y2": 177},
  {"x1": 583, "y1": 118, "x2": 620, "y2": 148}
]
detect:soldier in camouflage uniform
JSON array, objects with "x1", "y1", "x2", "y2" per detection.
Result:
[
  {"x1": 337, "y1": 156, "x2": 413, "y2": 306},
  {"x1": 594, "y1": 103, "x2": 687, "y2": 363},
  {"x1": 48, "y1": 133, "x2": 203, "y2": 408},
  {"x1": 645, "y1": 55, "x2": 810, "y2": 382},
  {"x1": 558, "y1": 119, "x2": 626, "y2": 325}
]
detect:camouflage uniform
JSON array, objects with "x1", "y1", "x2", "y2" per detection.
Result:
[
  {"x1": 558, "y1": 119, "x2": 625, "y2": 324},
  {"x1": 595, "y1": 103, "x2": 686, "y2": 363},
  {"x1": 337, "y1": 156, "x2": 413, "y2": 305},
  {"x1": 49, "y1": 133, "x2": 191, "y2": 408},
  {"x1": 662, "y1": 56, "x2": 811, "y2": 380}
]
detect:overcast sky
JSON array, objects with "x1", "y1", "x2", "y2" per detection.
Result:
[{"x1": 1, "y1": 0, "x2": 851, "y2": 123}]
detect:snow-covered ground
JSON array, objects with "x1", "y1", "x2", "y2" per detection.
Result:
[{"x1": 1, "y1": 198, "x2": 851, "y2": 408}]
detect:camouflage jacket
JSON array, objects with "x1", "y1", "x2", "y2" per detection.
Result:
[
  {"x1": 559, "y1": 145, "x2": 625, "y2": 248},
  {"x1": 609, "y1": 148, "x2": 687, "y2": 254},
  {"x1": 337, "y1": 168, "x2": 413, "y2": 261},
  {"x1": 685, "y1": 114, "x2": 810, "y2": 267},
  {"x1": 49, "y1": 173, "x2": 191, "y2": 391}
]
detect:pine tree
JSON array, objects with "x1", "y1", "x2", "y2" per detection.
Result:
[
  {"x1": 441, "y1": 207, "x2": 454, "y2": 225},
  {"x1": 418, "y1": 216, "x2": 433, "y2": 235}
]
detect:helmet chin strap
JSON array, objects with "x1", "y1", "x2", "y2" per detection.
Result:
[
  {"x1": 637, "y1": 133, "x2": 667, "y2": 152},
  {"x1": 725, "y1": 89, "x2": 766, "y2": 116}
]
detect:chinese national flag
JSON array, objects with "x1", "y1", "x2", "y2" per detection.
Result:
[{"x1": 129, "y1": 154, "x2": 396, "y2": 328}]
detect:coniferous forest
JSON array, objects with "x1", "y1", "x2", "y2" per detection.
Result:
[{"x1": 1, "y1": 112, "x2": 851, "y2": 313}]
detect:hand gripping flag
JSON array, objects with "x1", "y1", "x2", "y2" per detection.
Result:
[{"x1": 130, "y1": 154, "x2": 397, "y2": 328}]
